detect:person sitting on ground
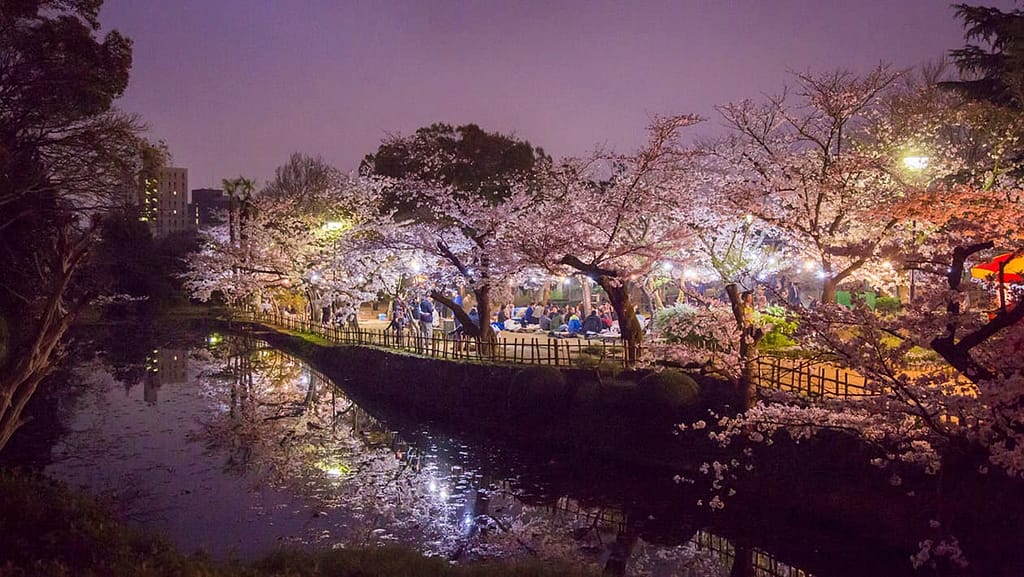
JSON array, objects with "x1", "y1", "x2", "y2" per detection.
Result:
[
  {"x1": 504, "y1": 315, "x2": 520, "y2": 331},
  {"x1": 581, "y1": 309, "x2": 603, "y2": 336},
  {"x1": 549, "y1": 307, "x2": 565, "y2": 334},
  {"x1": 523, "y1": 302, "x2": 538, "y2": 326},
  {"x1": 539, "y1": 307, "x2": 552, "y2": 331},
  {"x1": 566, "y1": 310, "x2": 583, "y2": 335},
  {"x1": 490, "y1": 310, "x2": 504, "y2": 334}
]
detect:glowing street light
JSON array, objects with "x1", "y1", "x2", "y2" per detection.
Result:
[
  {"x1": 902, "y1": 155, "x2": 930, "y2": 171},
  {"x1": 901, "y1": 154, "x2": 929, "y2": 301},
  {"x1": 324, "y1": 220, "x2": 345, "y2": 231}
]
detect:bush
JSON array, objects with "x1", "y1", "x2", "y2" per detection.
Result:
[
  {"x1": 515, "y1": 365, "x2": 566, "y2": 390},
  {"x1": 652, "y1": 304, "x2": 701, "y2": 345},
  {"x1": 635, "y1": 369, "x2": 700, "y2": 413},
  {"x1": 651, "y1": 304, "x2": 730, "y2": 350},
  {"x1": 571, "y1": 345, "x2": 624, "y2": 378},
  {"x1": 876, "y1": 296, "x2": 902, "y2": 315},
  {"x1": 510, "y1": 366, "x2": 569, "y2": 414},
  {"x1": 755, "y1": 305, "x2": 798, "y2": 350}
]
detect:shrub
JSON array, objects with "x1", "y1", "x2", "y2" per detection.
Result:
[
  {"x1": 515, "y1": 365, "x2": 566, "y2": 389},
  {"x1": 755, "y1": 305, "x2": 798, "y2": 350},
  {"x1": 510, "y1": 366, "x2": 568, "y2": 413},
  {"x1": 876, "y1": 296, "x2": 902, "y2": 315},
  {"x1": 652, "y1": 304, "x2": 719, "y2": 347},
  {"x1": 635, "y1": 369, "x2": 700, "y2": 412}
]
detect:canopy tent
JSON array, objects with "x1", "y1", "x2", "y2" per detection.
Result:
[
  {"x1": 971, "y1": 252, "x2": 1024, "y2": 284},
  {"x1": 971, "y1": 252, "x2": 1024, "y2": 311}
]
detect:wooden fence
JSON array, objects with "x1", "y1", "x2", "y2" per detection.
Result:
[
  {"x1": 236, "y1": 311, "x2": 894, "y2": 400},
  {"x1": 754, "y1": 355, "x2": 873, "y2": 398},
  {"x1": 239, "y1": 311, "x2": 639, "y2": 369},
  {"x1": 694, "y1": 531, "x2": 812, "y2": 577}
]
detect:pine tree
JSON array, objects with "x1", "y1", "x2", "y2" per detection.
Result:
[{"x1": 943, "y1": 3, "x2": 1024, "y2": 108}]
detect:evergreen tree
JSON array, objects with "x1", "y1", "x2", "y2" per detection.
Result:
[{"x1": 943, "y1": 3, "x2": 1024, "y2": 108}]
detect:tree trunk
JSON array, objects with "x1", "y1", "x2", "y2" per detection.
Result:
[
  {"x1": 726, "y1": 283, "x2": 762, "y2": 411},
  {"x1": 820, "y1": 276, "x2": 837, "y2": 304},
  {"x1": 600, "y1": 280, "x2": 643, "y2": 364},
  {"x1": 582, "y1": 280, "x2": 593, "y2": 315},
  {"x1": 558, "y1": 256, "x2": 643, "y2": 365},
  {"x1": 0, "y1": 228, "x2": 91, "y2": 452},
  {"x1": 431, "y1": 285, "x2": 497, "y2": 356},
  {"x1": 471, "y1": 286, "x2": 497, "y2": 355},
  {"x1": 649, "y1": 279, "x2": 665, "y2": 309}
]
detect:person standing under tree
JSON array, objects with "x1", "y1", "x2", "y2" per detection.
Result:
[
  {"x1": 387, "y1": 299, "x2": 410, "y2": 347},
  {"x1": 417, "y1": 295, "x2": 435, "y2": 353}
]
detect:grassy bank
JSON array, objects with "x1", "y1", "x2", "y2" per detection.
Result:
[{"x1": 0, "y1": 469, "x2": 596, "y2": 577}]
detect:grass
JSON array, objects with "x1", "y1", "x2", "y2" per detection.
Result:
[{"x1": 0, "y1": 469, "x2": 597, "y2": 577}]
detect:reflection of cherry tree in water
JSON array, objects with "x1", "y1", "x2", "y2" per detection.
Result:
[
  {"x1": 189, "y1": 338, "x2": 743, "y2": 575},
  {"x1": 195, "y1": 335, "x2": 335, "y2": 475}
]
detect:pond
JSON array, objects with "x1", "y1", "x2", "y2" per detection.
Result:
[{"x1": 5, "y1": 322, "x2": 960, "y2": 576}]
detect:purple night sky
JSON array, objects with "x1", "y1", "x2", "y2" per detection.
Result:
[{"x1": 101, "y1": 0, "x2": 1019, "y2": 190}]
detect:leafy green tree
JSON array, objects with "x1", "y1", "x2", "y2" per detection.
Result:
[
  {"x1": 0, "y1": 0, "x2": 155, "y2": 451},
  {"x1": 87, "y1": 210, "x2": 198, "y2": 313},
  {"x1": 361, "y1": 123, "x2": 549, "y2": 215}
]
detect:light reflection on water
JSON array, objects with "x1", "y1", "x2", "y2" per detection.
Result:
[{"x1": 44, "y1": 335, "x2": 805, "y2": 576}]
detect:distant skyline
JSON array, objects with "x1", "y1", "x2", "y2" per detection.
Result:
[{"x1": 102, "y1": 0, "x2": 1020, "y2": 189}]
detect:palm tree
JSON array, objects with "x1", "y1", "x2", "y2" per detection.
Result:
[{"x1": 222, "y1": 176, "x2": 255, "y2": 247}]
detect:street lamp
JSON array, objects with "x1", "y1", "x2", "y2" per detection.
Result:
[{"x1": 902, "y1": 154, "x2": 930, "y2": 302}]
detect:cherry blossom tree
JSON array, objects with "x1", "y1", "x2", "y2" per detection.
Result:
[
  {"x1": 691, "y1": 177, "x2": 1024, "y2": 571},
  {"x1": 374, "y1": 180, "x2": 542, "y2": 351},
  {"x1": 657, "y1": 153, "x2": 792, "y2": 408},
  {"x1": 522, "y1": 115, "x2": 702, "y2": 363},
  {"x1": 714, "y1": 65, "x2": 908, "y2": 303},
  {"x1": 183, "y1": 170, "x2": 400, "y2": 321},
  {"x1": 683, "y1": 64, "x2": 1024, "y2": 565}
]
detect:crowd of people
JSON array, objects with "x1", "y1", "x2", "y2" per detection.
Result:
[
  {"x1": 385, "y1": 293, "x2": 633, "y2": 349},
  {"x1": 507, "y1": 301, "x2": 622, "y2": 337},
  {"x1": 385, "y1": 294, "x2": 436, "y2": 350}
]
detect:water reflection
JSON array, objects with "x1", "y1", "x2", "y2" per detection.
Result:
[
  {"x1": 44, "y1": 333, "x2": 816, "y2": 576},
  {"x1": 143, "y1": 348, "x2": 188, "y2": 404}
]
